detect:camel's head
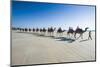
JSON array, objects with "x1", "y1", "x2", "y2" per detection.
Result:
[
  {"x1": 86, "y1": 27, "x2": 89, "y2": 29},
  {"x1": 84, "y1": 27, "x2": 89, "y2": 32}
]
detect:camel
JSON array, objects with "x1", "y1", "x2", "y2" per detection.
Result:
[
  {"x1": 16, "y1": 28, "x2": 19, "y2": 31},
  {"x1": 74, "y1": 27, "x2": 89, "y2": 39},
  {"x1": 32, "y1": 28, "x2": 35, "y2": 32},
  {"x1": 42, "y1": 28, "x2": 46, "y2": 35},
  {"x1": 47, "y1": 27, "x2": 50, "y2": 35},
  {"x1": 29, "y1": 28, "x2": 31, "y2": 32},
  {"x1": 40, "y1": 28, "x2": 43, "y2": 32},
  {"x1": 47, "y1": 27, "x2": 50, "y2": 33},
  {"x1": 25, "y1": 28, "x2": 28, "y2": 32},
  {"x1": 67, "y1": 27, "x2": 74, "y2": 38},
  {"x1": 15, "y1": 27, "x2": 21, "y2": 31},
  {"x1": 36, "y1": 28, "x2": 39, "y2": 32},
  {"x1": 12, "y1": 27, "x2": 17, "y2": 30},
  {"x1": 19, "y1": 28, "x2": 23, "y2": 32},
  {"x1": 48, "y1": 27, "x2": 56, "y2": 36},
  {"x1": 22, "y1": 28, "x2": 24, "y2": 32},
  {"x1": 57, "y1": 27, "x2": 66, "y2": 37},
  {"x1": 19, "y1": 28, "x2": 22, "y2": 32}
]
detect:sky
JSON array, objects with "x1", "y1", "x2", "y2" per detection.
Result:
[{"x1": 12, "y1": 1, "x2": 96, "y2": 30}]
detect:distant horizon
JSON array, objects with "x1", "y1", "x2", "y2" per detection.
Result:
[{"x1": 12, "y1": 1, "x2": 96, "y2": 30}]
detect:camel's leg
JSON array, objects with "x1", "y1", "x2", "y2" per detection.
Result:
[
  {"x1": 60, "y1": 33, "x2": 62, "y2": 37},
  {"x1": 56, "y1": 32, "x2": 58, "y2": 37},
  {"x1": 60, "y1": 33, "x2": 61, "y2": 36},
  {"x1": 50, "y1": 32, "x2": 52, "y2": 36},
  {"x1": 56, "y1": 33, "x2": 58, "y2": 37},
  {"x1": 80, "y1": 34, "x2": 83, "y2": 39},
  {"x1": 72, "y1": 33, "x2": 74, "y2": 38},
  {"x1": 51, "y1": 32, "x2": 53, "y2": 36},
  {"x1": 43, "y1": 32, "x2": 44, "y2": 35},
  {"x1": 49, "y1": 32, "x2": 51, "y2": 36},
  {"x1": 57, "y1": 33, "x2": 59, "y2": 37},
  {"x1": 68, "y1": 34, "x2": 70, "y2": 38},
  {"x1": 50, "y1": 32, "x2": 51, "y2": 36},
  {"x1": 77, "y1": 34, "x2": 83, "y2": 39},
  {"x1": 70, "y1": 33, "x2": 72, "y2": 38},
  {"x1": 67, "y1": 33, "x2": 70, "y2": 38},
  {"x1": 52, "y1": 32, "x2": 54, "y2": 36},
  {"x1": 43, "y1": 32, "x2": 45, "y2": 35},
  {"x1": 61, "y1": 33, "x2": 63, "y2": 36},
  {"x1": 71, "y1": 33, "x2": 73, "y2": 38},
  {"x1": 74, "y1": 33, "x2": 76, "y2": 38},
  {"x1": 67, "y1": 33, "x2": 69, "y2": 38},
  {"x1": 48, "y1": 32, "x2": 50, "y2": 36},
  {"x1": 58, "y1": 33, "x2": 60, "y2": 37}
]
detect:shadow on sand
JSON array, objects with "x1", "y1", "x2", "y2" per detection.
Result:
[
  {"x1": 79, "y1": 39, "x2": 89, "y2": 42},
  {"x1": 32, "y1": 33, "x2": 55, "y2": 38},
  {"x1": 54, "y1": 37, "x2": 75, "y2": 43},
  {"x1": 16, "y1": 32, "x2": 33, "y2": 34},
  {"x1": 16, "y1": 32, "x2": 75, "y2": 43},
  {"x1": 16, "y1": 32, "x2": 55, "y2": 38}
]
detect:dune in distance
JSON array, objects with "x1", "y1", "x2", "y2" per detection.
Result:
[{"x1": 12, "y1": 30, "x2": 96, "y2": 66}]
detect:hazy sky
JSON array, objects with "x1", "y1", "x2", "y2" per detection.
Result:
[{"x1": 12, "y1": 1, "x2": 95, "y2": 30}]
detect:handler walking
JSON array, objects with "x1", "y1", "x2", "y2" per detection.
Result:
[{"x1": 88, "y1": 31, "x2": 92, "y2": 40}]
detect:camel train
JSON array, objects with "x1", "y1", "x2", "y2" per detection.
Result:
[
  {"x1": 67, "y1": 27, "x2": 89, "y2": 39},
  {"x1": 12, "y1": 26, "x2": 89, "y2": 39}
]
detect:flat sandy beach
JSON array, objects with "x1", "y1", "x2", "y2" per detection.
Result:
[{"x1": 12, "y1": 31, "x2": 95, "y2": 66}]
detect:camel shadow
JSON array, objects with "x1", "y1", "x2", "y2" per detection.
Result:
[
  {"x1": 16, "y1": 32, "x2": 55, "y2": 38},
  {"x1": 16, "y1": 32, "x2": 33, "y2": 34},
  {"x1": 32, "y1": 33, "x2": 55, "y2": 38},
  {"x1": 79, "y1": 39, "x2": 89, "y2": 42},
  {"x1": 54, "y1": 37, "x2": 75, "y2": 43},
  {"x1": 16, "y1": 32, "x2": 26, "y2": 33}
]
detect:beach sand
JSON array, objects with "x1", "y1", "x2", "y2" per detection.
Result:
[{"x1": 12, "y1": 31, "x2": 95, "y2": 65}]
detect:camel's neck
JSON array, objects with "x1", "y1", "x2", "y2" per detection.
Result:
[{"x1": 84, "y1": 28, "x2": 88, "y2": 32}]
